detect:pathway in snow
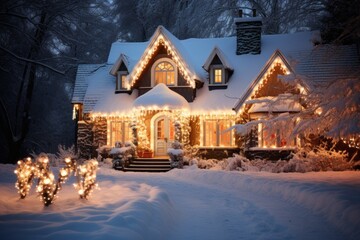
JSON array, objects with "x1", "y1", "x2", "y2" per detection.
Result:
[{"x1": 113, "y1": 169, "x2": 353, "y2": 240}]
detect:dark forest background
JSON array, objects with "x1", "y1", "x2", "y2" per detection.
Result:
[{"x1": 1, "y1": 0, "x2": 359, "y2": 163}]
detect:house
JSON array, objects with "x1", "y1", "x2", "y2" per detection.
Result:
[{"x1": 72, "y1": 14, "x2": 360, "y2": 160}]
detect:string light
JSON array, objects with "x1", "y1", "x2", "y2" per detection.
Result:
[
  {"x1": 14, "y1": 156, "x2": 99, "y2": 206},
  {"x1": 127, "y1": 29, "x2": 196, "y2": 89},
  {"x1": 14, "y1": 157, "x2": 36, "y2": 199},
  {"x1": 74, "y1": 160, "x2": 99, "y2": 199}
]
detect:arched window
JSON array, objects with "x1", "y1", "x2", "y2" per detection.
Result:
[{"x1": 152, "y1": 59, "x2": 177, "y2": 86}]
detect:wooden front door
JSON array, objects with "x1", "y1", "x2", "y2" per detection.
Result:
[{"x1": 154, "y1": 115, "x2": 174, "y2": 156}]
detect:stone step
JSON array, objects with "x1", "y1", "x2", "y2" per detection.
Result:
[
  {"x1": 122, "y1": 158, "x2": 172, "y2": 172},
  {"x1": 123, "y1": 167, "x2": 171, "y2": 172},
  {"x1": 131, "y1": 160, "x2": 171, "y2": 165}
]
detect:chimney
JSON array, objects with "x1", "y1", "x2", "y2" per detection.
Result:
[{"x1": 235, "y1": 9, "x2": 262, "y2": 55}]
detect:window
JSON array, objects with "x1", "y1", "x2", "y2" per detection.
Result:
[
  {"x1": 258, "y1": 121, "x2": 296, "y2": 148},
  {"x1": 151, "y1": 58, "x2": 177, "y2": 86},
  {"x1": 155, "y1": 61, "x2": 175, "y2": 86},
  {"x1": 214, "y1": 69, "x2": 223, "y2": 83},
  {"x1": 110, "y1": 121, "x2": 131, "y2": 146},
  {"x1": 210, "y1": 66, "x2": 225, "y2": 84},
  {"x1": 204, "y1": 120, "x2": 233, "y2": 147},
  {"x1": 116, "y1": 71, "x2": 128, "y2": 90}
]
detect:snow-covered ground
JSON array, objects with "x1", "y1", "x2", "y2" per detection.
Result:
[{"x1": 1, "y1": 163, "x2": 359, "y2": 240}]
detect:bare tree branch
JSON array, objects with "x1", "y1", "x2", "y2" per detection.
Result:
[{"x1": 0, "y1": 45, "x2": 65, "y2": 75}]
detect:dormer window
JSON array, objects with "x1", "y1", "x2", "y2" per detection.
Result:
[
  {"x1": 151, "y1": 58, "x2": 178, "y2": 87},
  {"x1": 116, "y1": 71, "x2": 128, "y2": 91},
  {"x1": 203, "y1": 47, "x2": 233, "y2": 90}
]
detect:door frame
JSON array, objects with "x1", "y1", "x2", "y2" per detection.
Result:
[{"x1": 150, "y1": 112, "x2": 174, "y2": 156}]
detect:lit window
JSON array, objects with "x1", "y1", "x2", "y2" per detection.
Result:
[
  {"x1": 205, "y1": 120, "x2": 217, "y2": 146},
  {"x1": 110, "y1": 121, "x2": 131, "y2": 146},
  {"x1": 121, "y1": 75, "x2": 127, "y2": 89},
  {"x1": 204, "y1": 120, "x2": 233, "y2": 146},
  {"x1": 117, "y1": 71, "x2": 128, "y2": 90},
  {"x1": 214, "y1": 69, "x2": 223, "y2": 83},
  {"x1": 154, "y1": 61, "x2": 175, "y2": 86},
  {"x1": 219, "y1": 120, "x2": 231, "y2": 146},
  {"x1": 258, "y1": 121, "x2": 296, "y2": 148}
]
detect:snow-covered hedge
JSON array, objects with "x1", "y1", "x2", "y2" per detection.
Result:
[{"x1": 187, "y1": 147, "x2": 354, "y2": 173}]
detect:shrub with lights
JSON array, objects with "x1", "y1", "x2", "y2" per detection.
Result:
[
  {"x1": 14, "y1": 154, "x2": 99, "y2": 206},
  {"x1": 14, "y1": 157, "x2": 36, "y2": 199}
]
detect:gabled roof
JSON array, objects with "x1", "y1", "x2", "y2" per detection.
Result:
[
  {"x1": 233, "y1": 49, "x2": 294, "y2": 112},
  {"x1": 75, "y1": 27, "x2": 360, "y2": 116},
  {"x1": 109, "y1": 54, "x2": 132, "y2": 76},
  {"x1": 125, "y1": 26, "x2": 202, "y2": 89},
  {"x1": 202, "y1": 46, "x2": 233, "y2": 71}
]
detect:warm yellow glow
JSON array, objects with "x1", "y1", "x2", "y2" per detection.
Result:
[
  {"x1": 43, "y1": 178, "x2": 51, "y2": 185},
  {"x1": 127, "y1": 32, "x2": 196, "y2": 90},
  {"x1": 237, "y1": 57, "x2": 291, "y2": 116},
  {"x1": 315, "y1": 107, "x2": 322, "y2": 115}
]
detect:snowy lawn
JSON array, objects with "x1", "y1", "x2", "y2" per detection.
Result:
[{"x1": 1, "y1": 163, "x2": 360, "y2": 240}]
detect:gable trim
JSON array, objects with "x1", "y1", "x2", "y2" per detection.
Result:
[
  {"x1": 126, "y1": 26, "x2": 198, "y2": 89},
  {"x1": 233, "y1": 49, "x2": 294, "y2": 113}
]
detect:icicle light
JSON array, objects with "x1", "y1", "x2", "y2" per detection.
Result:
[{"x1": 238, "y1": 57, "x2": 291, "y2": 116}]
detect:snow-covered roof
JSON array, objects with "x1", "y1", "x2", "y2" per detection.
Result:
[
  {"x1": 203, "y1": 46, "x2": 233, "y2": 71},
  {"x1": 133, "y1": 83, "x2": 189, "y2": 110},
  {"x1": 247, "y1": 95, "x2": 302, "y2": 113},
  {"x1": 109, "y1": 54, "x2": 134, "y2": 76},
  {"x1": 72, "y1": 64, "x2": 105, "y2": 103},
  {"x1": 290, "y1": 44, "x2": 360, "y2": 86},
  {"x1": 74, "y1": 26, "x2": 359, "y2": 115}
]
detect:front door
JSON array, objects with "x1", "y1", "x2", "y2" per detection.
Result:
[{"x1": 154, "y1": 116, "x2": 174, "y2": 156}]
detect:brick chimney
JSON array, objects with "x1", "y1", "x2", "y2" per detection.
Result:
[{"x1": 235, "y1": 9, "x2": 262, "y2": 55}]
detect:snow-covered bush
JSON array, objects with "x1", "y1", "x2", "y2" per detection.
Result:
[
  {"x1": 290, "y1": 147, "x2": 351, "y2": 172},
  {"x1": 110, "y1": 141, "x2": 136, "y2": 169},
  {"x1": 187, "y1": 146, "x2": 353, "y2": 173},
  {"x1": 96, "y1": 145, "x2": 112, "y2": 161},
  {"x1": 168, "y1": 141, "x2": 184, "y2": 168},
  {"x1": 183, "y1": 145, "x2": 200, "y2": 165}
]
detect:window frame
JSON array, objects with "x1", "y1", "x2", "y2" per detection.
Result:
[
  {"x1": 151, "y1": 58, "x2": 178, "y2": 87},
  {"x1": 202, "y1": 119, "x2": 234, "y2": 147},
  {"x1": 257, "y1": 121, "x2": 297, "y2": 148},
  {"x1": 210, "y1": 65, "x2": 225, "y2": 85},
  {"x1": 109, "y1": 121, "x2": 132, "y2": 147},
  {"x1": 116, "y1": 71, "x2": 128, "y2": 90}
]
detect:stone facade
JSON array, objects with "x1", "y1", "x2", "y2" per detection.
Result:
[
  {"x1": 93, "y1": 117, "x2": 107, "y2": 148},
  {"x1": 235, "y1": 18, "x2": 262, "y2": 55},
  {"x1": 77, "y1": 121, "x2": 94, "y2": 159}
]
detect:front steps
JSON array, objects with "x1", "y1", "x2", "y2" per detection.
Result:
[{"x1": 123, "y1": 158, "x2": 172, "y2": 172}]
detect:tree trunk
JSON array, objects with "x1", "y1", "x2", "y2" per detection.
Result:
[{"x1": 6, "y1": 10, "x2": 48, "y2": 163}]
